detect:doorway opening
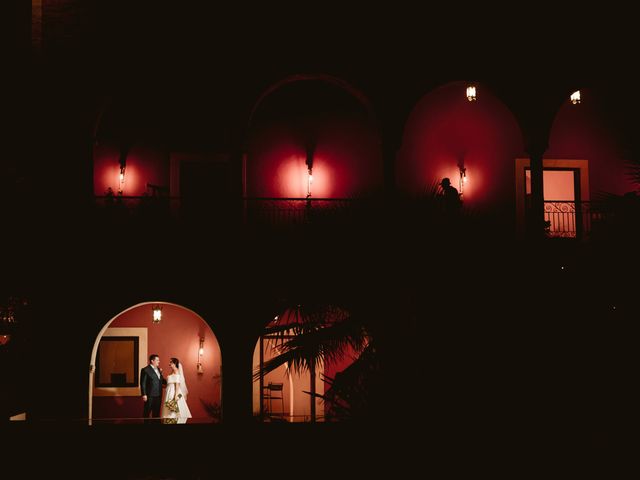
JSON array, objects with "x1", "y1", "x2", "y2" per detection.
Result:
[{"x1": 516, "y1": 159, "x2": 589, "y2": 238}]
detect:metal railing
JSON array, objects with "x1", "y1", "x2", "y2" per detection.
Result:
[
  {"x1": 243, "y1": 197, "x2": 356, "y2": 225},
  {"x1": 94, "y1": 196, "x2": 358, "y2": 225},
  {"x1": 93, "y1": 196, "x2": 612, "y2": 239},
  {"x1": 543, "y1": 201, "x2": 608, "y2": 238},
  {"x1": 94, "y1": 195, "x2": 181, "y2": 214}
]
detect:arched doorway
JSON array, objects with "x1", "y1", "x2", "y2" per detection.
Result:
[
  {"x1": 88, "y1": 302, "x2": 222, "y2": 424},
  {"x1": 252, "y1": 305, "x2": 370, "y2": 422}
]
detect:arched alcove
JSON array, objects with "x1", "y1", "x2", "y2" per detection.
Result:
[
  {"x1": 88, "y1": 302, "x2": 222, "y2": 424},
  {"x1": 246, "y1": 75, "x2": 382, "y2": 199},
  {"x1": 92, "y1": 89, "x2": 233, "y2": 202},
  {"x1": 397, "y1": 81, "x2": 525, "y2": 213},
  {"x1": 251, "y1": 306, "x2": 369, "y2": 422},
  {"x1": 547, "y1": 87, "x2": 635, "y2": 197}
]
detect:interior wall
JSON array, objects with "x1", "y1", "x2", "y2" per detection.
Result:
[
  {"x1": 397, "y1": 81, "x2": 526, "y2": 212},
  {"x1": 246, "y1": 81, "x2": 383, "y2": 199},
  {"x1": 92, "y1": 303, "x2": 221, "y2": 421}
]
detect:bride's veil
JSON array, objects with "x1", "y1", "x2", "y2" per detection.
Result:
[{"x1": 178, "y1": 362, "x2": 188, "y2": 397}]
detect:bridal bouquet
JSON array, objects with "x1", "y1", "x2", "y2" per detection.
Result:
[{"x1": 165, "y1": 393, "x2": 182, "y2": 414}]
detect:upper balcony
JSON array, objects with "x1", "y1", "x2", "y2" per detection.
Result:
[
  {"x1": 93, "y1": 192, "x2": 627, "y2": 243},
  {"x1": 90, "y1": 83, "x2": 637, "y2": 243},
  {"x1": 93, "y1": 194, "x2": 360, "y2": 227}
]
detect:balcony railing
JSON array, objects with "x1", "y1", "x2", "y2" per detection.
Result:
[
  {"x1": 543, "y1": 201, "x2": 609, "y2": 239},
  {"x1": 94, "y1": 195, "x2": 181, "y2": 212},
  {"x1": 94, "y1": 195, "x2": 358, "y2": 224},
  {"x1": 94, "y1": 196, "x2": 613, "y2": 239},
  {"x1": 243, "y1": 198, "x2": 356, "y2": 225}
]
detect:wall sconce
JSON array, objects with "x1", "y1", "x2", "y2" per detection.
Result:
[
  {"x1": 459, "y1": 166, "x2": 467, "y2": 194},
  {"x1": 466, "y1": 85, "x2": 477, "y2": 102},
  {"x1": 197, "y1": 336, "x2": 204, "y2": 374},
  {"x1": 118, "y1": 144, "x2": 128, "y2": 195},
  {"x1": 307, "y1": 168, "x2": 313, "y2": 198},
  {"x1": 152, "y1": 304, "x2": 162, "y2": 324},
  {"x1": 0, "y1": 335, "x2": 10, "y2": 346},
  {"x1": 305, "y1": 139, "x2": 315, "y2": 199},
  {"x1": 570, "y1": 90, "x2": 581, "y2": 104},
  {"x1": 118, "y1": 165, "x2": 126, "y2": 195}
]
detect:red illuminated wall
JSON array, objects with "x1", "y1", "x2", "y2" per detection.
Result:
[
  {"x1": 246, "y1": 82, "x2": 383, "y2": 198},
  {"x1": 397, "y1": 82, "x2": 525, "y2": 210},
  {"x1": 93, "y1": 143, "x2": 169, "y2": 196},
  {"x1": 547, "y1": 89, "x2": 635, "y2": 196},
  {"x1": 92, "y1": 303, "x2": 221, "y2": 421}
]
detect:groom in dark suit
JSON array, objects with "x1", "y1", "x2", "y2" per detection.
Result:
[{"x1": 140, "y1": 354, "x2": 166, "y2": 422}]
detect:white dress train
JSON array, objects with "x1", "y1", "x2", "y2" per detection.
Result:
[{"x1": 161, "y1": 373, "x2": 192, "y2": 424}]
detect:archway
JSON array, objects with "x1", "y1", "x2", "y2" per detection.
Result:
[
  {"x1": 248, "y1": 74, "x2": 376, "y2": 128},
  {"x1": 92, "y1": 93, "x2": 171, "y2": 198},
  {"x1": 88, "y1": 302, "x2": 222, "y2": 424},
  {"x1": 397, "y1": 81, "x2": 525, "y2": 212},
  {"x1": 245, "y1": 75, "x2": 382, "y2": 200},
  {"x1": 251, "y1": 306, "x2": 370, "y2": 422},
  {"x1": 547, "y1": 87, "x2": 635, "y2": 197},
  {"x1": 92, "y1": 90, "x2": 232, "y2": 203}
]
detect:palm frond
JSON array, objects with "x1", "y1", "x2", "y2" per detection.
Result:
[
  {"x1": 281, "y1": 319, "x2": 368, "y2": 366},
  {"x1": 255, "y1": 306, "x2": 369, "y2": 380},
  {"x1": 253, "y1": 348, "x2": 310, "y2": 381}
]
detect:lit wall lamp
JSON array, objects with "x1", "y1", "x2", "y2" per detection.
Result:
[
  {"x1": 307, "y1": 168, "x2": 313, "y2": 198},
  {"x1": 459, "y1": 166, "x2": 467, "y2": 194},
  {"x1": 118, "y1": 144, "x2": 128, "y2": 195},
  {"x1": 305, "y1": 140, "x2": 315, "y2": 199},
  {"x1": 118, "y1": 166, "x2": 126, "y2": 195},
  {"x1": 570, "y1": 90, "x2": 581, "y2": 104},
  {"x1": 466, "y1": 85, "x2": 477, "y2": 102},
  {"x1": 197, "y1": 336, "x2": 204, "y2": 374},
  {"x1": 152, "y1": 304, "x2": 162, "y2": 324}
]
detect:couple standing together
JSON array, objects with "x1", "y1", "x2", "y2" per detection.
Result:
[{"x1": 140, "y1": 354, "x2": 192, "y2": 424}]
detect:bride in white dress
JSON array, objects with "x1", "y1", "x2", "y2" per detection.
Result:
[{"x1": 161, "y1": 357, "x2": 192, "y2": 424}]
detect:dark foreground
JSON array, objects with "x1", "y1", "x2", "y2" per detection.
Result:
[{"x1": 3, "y1": 419, "x2": 634, "y2": 478}]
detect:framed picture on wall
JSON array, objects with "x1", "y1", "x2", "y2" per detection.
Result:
[{"x1": 95, "y1": 336, "x2": 140, "y2": 387}]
